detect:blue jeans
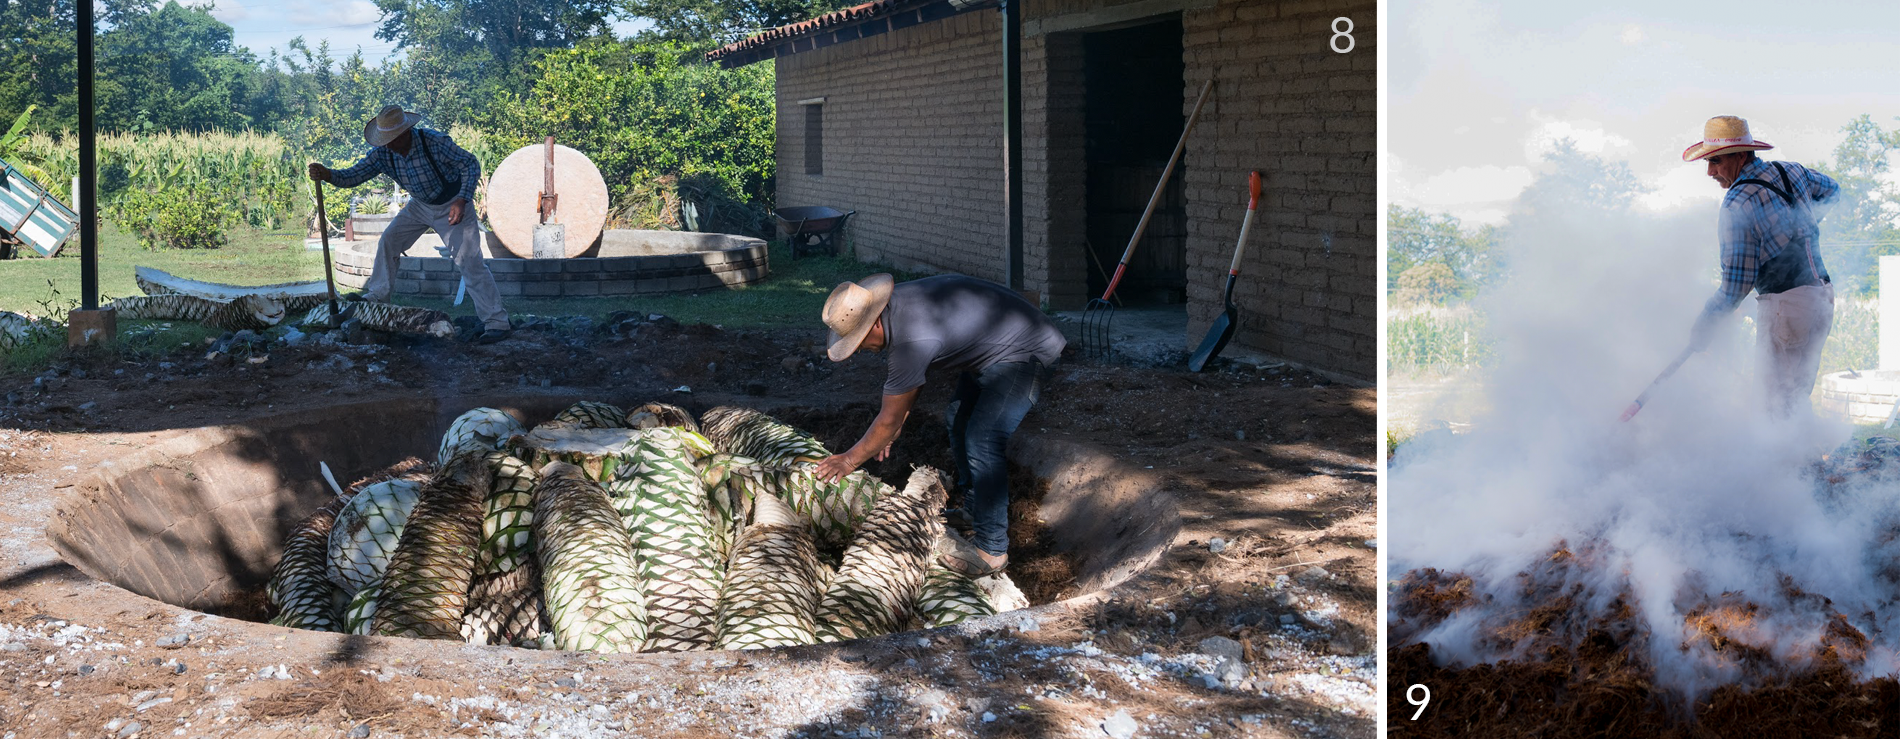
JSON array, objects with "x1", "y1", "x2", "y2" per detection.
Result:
[{"x1": 945, "y1": 360, "x2": 1043, "y2": 556}]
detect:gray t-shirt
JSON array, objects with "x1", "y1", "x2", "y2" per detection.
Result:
[{"x1": 881, "y1": 275, "x2": 1066, "y2": 395}]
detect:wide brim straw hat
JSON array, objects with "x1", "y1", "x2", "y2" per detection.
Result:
[
  {"x1": 1682, "y1": 115, "x2": 1774, "y2": 162},
  {"x1": 823, "y1": 273, "x2": 895, "y2": 362},
  {"x1": 364, "y1": 105, "x2": 423, "y2": 147}
]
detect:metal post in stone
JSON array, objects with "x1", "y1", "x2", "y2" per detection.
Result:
[{"x1": 1883, "y1": 255, "x2": 1900, "y2": 370}]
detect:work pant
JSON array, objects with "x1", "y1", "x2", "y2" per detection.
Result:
[
  {"x1": 1757, "y1": 282, "x2": 1834, "y2": 420},
  {"x1": 946, "y1": 360, "x2": 1045, "y2": 556},
  {"x1": 361, "y1": 198, "x2": 510, "y2": 331}
]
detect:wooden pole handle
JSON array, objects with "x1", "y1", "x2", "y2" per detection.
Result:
[{"x1": 1101, "y1": 78, "x2": 1216, "y2": 301}]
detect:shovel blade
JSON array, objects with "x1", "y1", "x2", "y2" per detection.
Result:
[
  {"x1": 532, "y1": 223, "x2": 566, "y2": 259},
  {"x1": 1188, "y1": 309, "x2": 1236, "y2": 372}
]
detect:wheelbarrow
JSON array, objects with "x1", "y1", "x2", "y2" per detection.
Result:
[{"x1": 775, "y1": 206, "x2": 856, "y2": 258}]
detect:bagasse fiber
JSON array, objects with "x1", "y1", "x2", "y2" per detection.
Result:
[
  {"x1": 533, "y1": 461, "x2": 650, "y2": 653},
  {"x1": 609, "y1": 427, "x2": 724, "y2": 652},
  {"x1": 268, "y1": 493, "x2": 353, "y2": 632},
  {"x1": 816, "y1": 467, "x2": 949, "y2": 642},
  {"x1": 370, "y1": 453, "x2": 492, "y2": 640},
  {"x1": 715, "y1": 492, "x2": 827, "y2": 650}
]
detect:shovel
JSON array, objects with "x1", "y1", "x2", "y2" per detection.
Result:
[
  {"x1": 310, "y1": 178, "x2": 353, "y2": 330},
  {"x1": 1619, "y1": 346, "x2": 1695, "y2": 422},
  {"x1": 1188, "y1": 171, "x2": 1262, "y2": 372},
  {"x1": 532, "y1": 135, "x2": 563, "y2": 259}
]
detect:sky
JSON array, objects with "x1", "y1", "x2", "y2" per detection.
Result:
[
  {"x1": 205, "y1": 0, "x2": 651, "y2": 62},
  {"x1": 1389, "y1": 0, "x2": 1900, "y2": 225}
]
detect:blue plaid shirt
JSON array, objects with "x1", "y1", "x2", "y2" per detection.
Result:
[
  {"x1": 329, "y1": 128, "x2": 480, "y2": 205},
  {"x1": 1704, "y1": 158, "x2": 1838, "y2": 316}
]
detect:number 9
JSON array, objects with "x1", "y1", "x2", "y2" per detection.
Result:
[
  {"x1": 1406, "y1": 683, "x2": 1430, "y2": 720},
  {"x1": 1330, "y1": 17, "x2": 1355, "y2": 54}
]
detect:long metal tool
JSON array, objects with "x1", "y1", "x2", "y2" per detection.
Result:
[
  {"x1": 311, "y1": 179, "x2": 350, "y2": 329},
  {"x1": 1082, "y1": 79, "x2": 1215, "y2": 359},
  {"x1": 532, "y1": 135, "x2": 564, "y2": 259},
  {"x1": 1619, "y1": 346, "x2": 1695, "y2": 422},
  {"x1": 1188, "y1": 171, "x2": 1262, "y2": 372}
]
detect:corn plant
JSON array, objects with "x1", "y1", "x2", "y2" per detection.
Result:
[{"x1": 1389, "y1": 306, "x2": 1493, "y2": 376}]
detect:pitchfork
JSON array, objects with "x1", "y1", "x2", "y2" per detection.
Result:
[{"x1": 1081, "y1": 79, "x2": 1215, "y2": 359}]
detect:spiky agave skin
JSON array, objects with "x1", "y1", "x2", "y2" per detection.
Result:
[
  {"x1": 326, "y1": 478, "x2": 424, "y2": 594},
  {"x1": 347, "y1": 457, "x2": 433, "y2": 494},
  {"x1": 476, "y1": 451, "x2": 539, "y2": 576},
  {"x1": 546, "y1": 401, "x2": 630, "y2": 430},
  {"x1": 815, "y1": 467, "x2": 948, "y2": 642},
  {"x1": 302, "y1": 301, "x2": 454, "y2": 338},
  {"x1": 345, "y1": 583, "x2": 379, "y2": 635},
  {"x1": 607, "y1": 427, "x2": 723, "y2": 652},
  {"x1": 370, "y1": 453, "x2": 492, "y2": 640},
  {"x1": 533, "y1": 462, "x2": 650, "y2": 653},
  {"x1": 700, "y1": 406, "x2": 831, "y2": 466},
  {"x1": 723, "y1": 463, "x2": 892, "y2": 550},
  {"x1": 461, "y1": 561, "x2": 549, "y2": 647},
  {"x1": 697, "y1": 452, "x2": 765, "y2": 562},
  {"x1": 914, "y1": 562, "x2": 998, "y2": 627},
  {"x1": 268, "y1": 495, "x2": 352, "y2": 632},
  {"x1": 438, "y1": 408, "x2": 527, "y2": 467},
  {"x1": 714, "y1": 493, "x2": 825, "y2": 650},
  {"x1": 627, "y1": 402, "x2": 700, "y2": 433},
  {"x1": 111, "y1": 293, "x2": 286, "y2": 331}
]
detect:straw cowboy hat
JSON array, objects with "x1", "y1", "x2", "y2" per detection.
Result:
[
  {"x1": 1682, "y1": 115, "x2": 1775, "y2": 162},
  {"x1": 364, "y1": 105, "x2": 422, "y2": 147},
  {"x1": 823, "y1": 273, "x2": 895, "y2": 361}
]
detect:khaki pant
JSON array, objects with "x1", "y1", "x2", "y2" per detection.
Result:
[
  {"x1": 360, "y1": 198, "x2": 510, "y2": 330},
  {"x1": 1756, "y1": 283, "x2": 1834, "y2": 420}
]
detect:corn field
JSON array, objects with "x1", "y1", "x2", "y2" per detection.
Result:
[
  {"x1": 14, "y1": 131, "x2": 312, "y2": 232},
  {"x1": 1389, "y1": 305, "x2": 1493, "y2": 375}
]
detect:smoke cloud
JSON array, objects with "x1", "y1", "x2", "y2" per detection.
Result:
[{"x1": 1388, "y1": 202, "x2": 1899, "y2": 698}]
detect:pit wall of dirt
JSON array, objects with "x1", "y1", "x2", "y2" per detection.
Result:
[{"x1": 45, "y1": 394, "x2": 1178, "y2": 626}]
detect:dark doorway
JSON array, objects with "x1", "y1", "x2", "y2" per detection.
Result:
[{"x1": 1083, "y1": 17, "x2": 1185, "y2": 305}]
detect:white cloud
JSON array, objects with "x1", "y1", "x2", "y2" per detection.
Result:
[
  {"x1": 1523, "y1": 111, "x2": 1634, "y2": 163},
  {"x1": 1414, "y1": 165, "x2": 1535, "y2": 206},
  {"x1": 1619, "y1": 24, "x2": 1644, "y2": 45},
  {"x1": 290, "y1": 0, "x2": 382, "y2": 26},
  {"x1": 210, "y1": 0, "x2": 249, "y2": 23}
]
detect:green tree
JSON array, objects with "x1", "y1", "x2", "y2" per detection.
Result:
[
  {"x1": 1511, "y1": 138, "x2": 1649, "y2": 221},
  {"x1": 95, "y1": 1, "x2": 262, "y2": 132},
  {"x1": 1387, "y1": 205, "x2": 1497, "y2": 301},
  {"x1": 621, "y1": 0, "x2": 854, "y2": 46},
  {"x1": 1812, "y1": 114, "x2": 1900, "y2": 293}
]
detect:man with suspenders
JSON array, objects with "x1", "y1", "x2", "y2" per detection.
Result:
[
  {"x1": 1682, "y1": 115, "x2": 1840, "y2": 419},
  {"x1": 308, "y1": 105, "x2": 513, "y2": 344}
]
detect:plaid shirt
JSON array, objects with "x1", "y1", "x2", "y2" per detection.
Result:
[
  {"x1": 329, "y1": 128, "x2": 480, "y2": 205},
  {"x1": 1705, "y1": 158, "x2": 1838, "y2": 315}
]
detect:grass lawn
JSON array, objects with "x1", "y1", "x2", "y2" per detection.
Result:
[
  {"x1": 2, "y1": 226, "x2": 911, "y2": 373},
  {"x1": 1, "y1": 227, "x2": 908, "y2": 328}
]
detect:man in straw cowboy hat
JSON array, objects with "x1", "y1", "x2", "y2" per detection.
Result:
[
  {"x1": 1683, "y1": 115, "x2": 1840, "y2": 419},
  {"x1": 308, "y1": 105, "x2": 512, "y2": 344},
  {"x1": 814, "y1": 273, "x2": 1066, "y2": 576}
]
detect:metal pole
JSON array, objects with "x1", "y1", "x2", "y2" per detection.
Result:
[
  {"x1": 1002, "y1": 0, "x2": 1024, "y2": 291},
  {"x1": 78, "y1": 0, "x2": 97, "y2": 310}
]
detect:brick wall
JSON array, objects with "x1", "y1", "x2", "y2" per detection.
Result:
[
  {"x1": 770, "y1": 0, "x2": 1376, "y2": 380},
  {"x1": 774, "y1": 11, "x2": 1008, "y2": 283}
]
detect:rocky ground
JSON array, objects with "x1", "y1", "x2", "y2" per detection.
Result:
[{"x1": 0, "y1": 312, "x2": 1376, "y2": 739}]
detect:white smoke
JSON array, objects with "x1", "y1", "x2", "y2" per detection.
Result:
[{"x1": 1388, "y1": 202, "x2": 1900, "y2": 697}]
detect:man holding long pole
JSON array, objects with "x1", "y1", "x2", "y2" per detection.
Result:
[
  {"x1": 308, "y1": 105, "x2": 512, "y2": 344},
  {"x1": 1682, "y1": 115, "x2": 1839, "y2": 420}
]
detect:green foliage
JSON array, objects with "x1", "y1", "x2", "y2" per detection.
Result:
[
  {"x1": 1812, "y1": 115, "x2": 1900, "y2": 295},
  {"x1": 1388, "y1": 307, "x2": 1493, "y2": 376},
  {"x1": 1820, "y1": 298, "x2": 1878, "y2": 376},
  {"x1": 355, "y1": 193, "x2": 391, "y2": 215},
  {"x1": 622, "y1": 0, "x2": 856, "y2": 46},
  {"x1": 1394, "y1": 262, "x2": 1461, "y2": 306},
  {"x1": 1512, "y1": 139, "x2": 1650, "y2": 221},
  {"x1": 15, "y1": 130, "x2": 305, "y2": 231},
  {"x1": 1387, "y1": 205, "x2": 1497, "y2": 302},
  {"x1": 480, "y1": 39, "x2": 777, "y2": 233},
  {"x1": 111, "y1": 181, "x2": 239, "y2": 249}
]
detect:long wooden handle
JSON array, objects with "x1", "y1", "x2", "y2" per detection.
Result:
[
  {"x1": 1101, "y1": 78, "x2": 1216, "y2": 301},
  {"x1": 1227, "y1": 171, "x2": 1263, "y2": 274},
  {"x1": 314, "y1": 179, "x2": 338, "y2": 304},
  {"x1": 1620, "y1": 346, "x2": 1695, "y2": 422}
]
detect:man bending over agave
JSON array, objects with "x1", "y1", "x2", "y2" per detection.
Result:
[{"x1": 814, "y1": 274, "x2": 1065, "y2": 577}]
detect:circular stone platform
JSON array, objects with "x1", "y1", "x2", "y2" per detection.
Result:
[
  {"x1": 322, "y1": 229, "x2": 770, "y2": 299},
  {"x1": 43, "y1": 394, "x2": 1178, "y2": 659},
  {"x1": 1818, "y1": 369, "x2": 1900, "y2": 424}
]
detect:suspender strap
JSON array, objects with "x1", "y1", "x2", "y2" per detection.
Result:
[
  {"x1": 414, "y1": 131, "x2": 461, "y2": 205},
  {"x1": 1731, "y1": 161, "x2": 1825, "y2": 287}
]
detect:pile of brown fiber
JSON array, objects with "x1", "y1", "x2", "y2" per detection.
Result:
[{"x1": 1387, "y1": 545, "x2": 1900, "y2": 738}]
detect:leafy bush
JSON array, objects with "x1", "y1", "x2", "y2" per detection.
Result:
[
  {"x1": 112, "y1": 184, "x2": 240, "y2": 249},
  {"x1": 479, "y1": 39, "x2": 777, "y2": 232},
  {"x1": 355, "y1": 193, "x2": 391, "y2": 215}
]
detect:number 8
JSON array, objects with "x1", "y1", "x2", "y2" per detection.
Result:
[{"x1": 1330, "y1": 17, "x2": 1355, "y2": 54}]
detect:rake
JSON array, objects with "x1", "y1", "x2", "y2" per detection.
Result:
[{"x1": 1082, "y1": 79, "x2": 1215, "y2": 359}]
